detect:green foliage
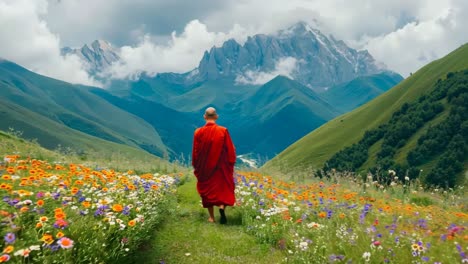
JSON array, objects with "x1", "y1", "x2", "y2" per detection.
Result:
[
  {"x1": 409, "y1": 196, "x2": 434, "y2": 206},
  {"x1": 324, "y1": 70, "x2": 468, "y2": 187}
]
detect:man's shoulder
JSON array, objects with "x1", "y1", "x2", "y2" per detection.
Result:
[{"x1": 216, "y1": 125, "x2": 228, "y2": 132}]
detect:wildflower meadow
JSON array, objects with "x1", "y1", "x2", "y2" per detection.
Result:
[
  {"x1": 235, "y1": 172, "x2": 467, "y2": 263},
  {"x1": 0, "y1": 155, "x2": 179, "y2": 263},
  {"x1": 1, "y1": 153, "x2": 467, "y2": 263}
]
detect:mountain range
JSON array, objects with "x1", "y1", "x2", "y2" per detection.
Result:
[{"x1": 2, "y1": 22, "x2": 403, "y2": 163}]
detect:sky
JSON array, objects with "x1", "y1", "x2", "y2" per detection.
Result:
[{"x1": 0, "y1": 0, "x2": 467, "y2": 85}]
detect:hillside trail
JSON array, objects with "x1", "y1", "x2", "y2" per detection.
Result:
[{"x1": 128, "y1": 177, "x2": 284, "y2": 264}]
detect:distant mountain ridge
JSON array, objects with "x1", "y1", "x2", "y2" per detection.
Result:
[
  {"x1": 66, "y1": 22, "x2": 390, "y2": 90},
  {"x1": 62, "y1": 40, "x2": 120, "y2": 74}
]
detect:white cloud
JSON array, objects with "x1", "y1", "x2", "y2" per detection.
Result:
[
  {"x1": 2, "y1": 0, "x2": 467, "y2": 81},
  {"x1": 235, "y1": 57, "x2": 299, "y2": 85},
  {"x1": 105, "y1": 20, "x2": 250, "y2": 79},
  {"x1": 0, "y1": 0, "x2": 99, "y2": 86},
  {"x1": 363, "y1": 0, "x2": 468, "y2": 76},
  {"x1": 204, "y1": 0, "x2": 468, "y2": 76}
]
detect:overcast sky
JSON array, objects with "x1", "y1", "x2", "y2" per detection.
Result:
[{"x1": 0, "y1": 0, "x2": 467, "y2": 85}]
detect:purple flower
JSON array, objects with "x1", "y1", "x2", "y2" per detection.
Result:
[
  {"x1": 36, "y1": 192, "x2": 44, "y2": 198},
  {"x1": 4, "y1": 232, "x2": 15, "y2": 244},
  {"x1": 329, "y1": 254, "x2": 345, "y2": 262},
  {"x1": 421, "y1": 256, "x2": 429, "y2": 261},
  {"x1": 50, "y1": 244, "x2": 60, "y2": 252}
]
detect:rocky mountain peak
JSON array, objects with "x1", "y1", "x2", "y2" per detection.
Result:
[
  {"x1": 193, "y1": 22, "x2": 385, "y2": 89},
  {"x1": 62, "y1": 40, "x2": 120, "y2": 74}
]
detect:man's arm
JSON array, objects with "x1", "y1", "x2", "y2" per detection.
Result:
[
  {"x1": 225, "y1": 130, "x2": 236, "y2": 165},
  {"x1": 192, "y1": 129, "x2": 199, "y2": 168}
]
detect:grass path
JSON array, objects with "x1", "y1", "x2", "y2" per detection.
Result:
[{"x1": 128, "y1": 177, "x2": 284, "y2": 264}]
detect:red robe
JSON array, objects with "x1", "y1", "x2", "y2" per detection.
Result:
[{"x1": 192, "y1": 122, "x2": 236, "y2": 208}]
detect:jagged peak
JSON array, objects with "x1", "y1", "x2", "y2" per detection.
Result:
[
  {"x1": 278, "y1": 21, "x2": 324, "y2": 38},
  {"x1": 91, "y1": 40, "x2": 114, "y2": 52}
]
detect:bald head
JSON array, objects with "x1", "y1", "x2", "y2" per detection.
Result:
[{"x1": 204, "y1": 107, "x2": 218, "y2": 121}]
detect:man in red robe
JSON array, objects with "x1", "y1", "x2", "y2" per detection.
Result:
[{"x1": 192, "y1": 107, "x2": 236, "y2": 224}]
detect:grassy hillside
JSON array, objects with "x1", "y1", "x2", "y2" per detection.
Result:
[
  {"x1": 0, "y1": 129, "x2": 177, "y2": 172},
  {"x1": 0, "y1": 60, "x2": 167, "y2": 156},
  {"x1": 265, "y1": 43, "x2": 468, "y2": 173}
]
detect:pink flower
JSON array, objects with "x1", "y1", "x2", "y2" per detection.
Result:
[{"x1": 57, "y1": 237, "x2": 74, "y2": 249}]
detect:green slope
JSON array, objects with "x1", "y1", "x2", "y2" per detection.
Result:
[
  {"x1": 321, "y1": 72, "x2": 403, "y2": 112},
  {"x1": 265, "y1": 43, "x2": 468, "y2": 171},
  {"x1": 166, "y1": 78, "x2": 257, "y2": 112},
  {"x1": 0, "y1": 60, "x2": 167, "y2": 156},
  {"x1": 0, "y1": 102, "x2": 168, "y2": 168}
]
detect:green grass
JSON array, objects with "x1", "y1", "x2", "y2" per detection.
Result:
[
  {"x1": 128, "y1": 178, "x2": 284, "y2": 264},
  {"x1": 265, "y1": 43, "x2": 468, "y2": 173}
]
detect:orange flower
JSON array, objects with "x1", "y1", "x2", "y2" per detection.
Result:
[
  {"x1": 39, "y1": 216, "x2": 49, "y2": 222},
  {"x1": 82, "y1": 201, "x2": 91, "y2": 208},
  {"x1": 20, "y1": 206, "x2": 29, "y2": 213},
  {"x1": 55, "y1": 212, "x2": 66, "y2": 220},
  {"x1": 41, "y1": 234, "x2": 54, "y2": 244},
  {"x1": 339, "y1": 213, "x2": 346, "y2": 219},
  {"x1": 128, "y1": 220, "x2": 136, "y2": 227},
  {"x1": 3, "y1": 245, "x2": 14, "y2": 254},
  {"x1": 1, "y1": 175, "x2": 11, "y2": 180},
  {"x1": 36, "y1": 222, "x2": 43, "y2": 228},
  {"x1": 36, "y1": 199, "x2": 44, "y2": 207},
  {"x1": 71, "y1": 187, "x2": 79, "y2": 195},
  {"x1": 56, "y1": 231, "x2": 65, "y2": 238},
  {"x1": 318, "y1": 212, "x2": 327, "y2": 218},
  {"x1": 112, "y1": 204, "x2": 123, "y2": 212}
]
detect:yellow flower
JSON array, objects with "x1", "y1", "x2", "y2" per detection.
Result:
[
  {"x1": 41, "y1": 234, "x2": 54, "y2": 244},
  {"x1": 128, "y1": 220, "x2": 136, "y2": 227},
  {"x1": 56, "y1": 231, "x2": 65, "y2": 238},
  {"x1": 3, "y1": 245, "x2": 14, "y2": 254}
]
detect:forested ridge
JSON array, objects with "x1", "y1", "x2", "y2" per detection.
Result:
[{"x1": 324, "y1": 70, "x2": 468, "y2": 187}]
